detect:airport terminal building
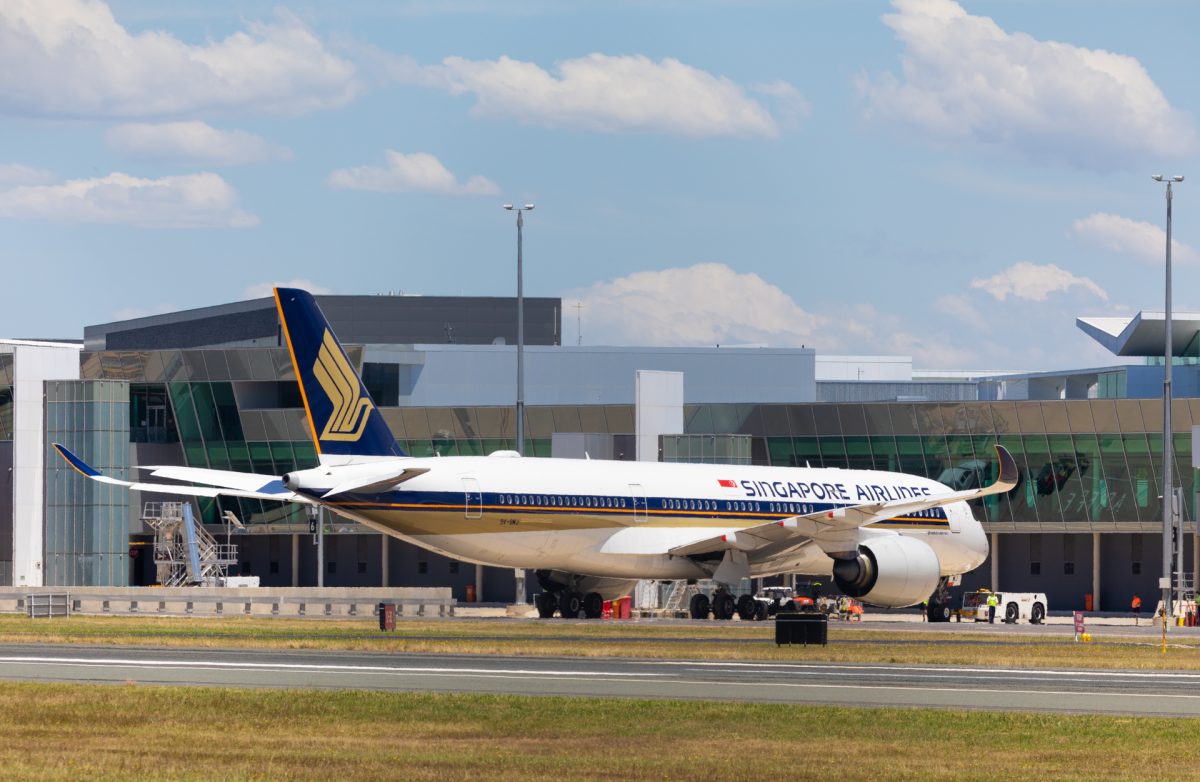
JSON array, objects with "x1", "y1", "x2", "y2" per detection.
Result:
[{"x1": 1, "y1": 293, "x2": 1197, "y2": 611}]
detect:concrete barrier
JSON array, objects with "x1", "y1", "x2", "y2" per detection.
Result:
[{"x1": 0, "y1": 587, "x2": 453, "y2": 619}]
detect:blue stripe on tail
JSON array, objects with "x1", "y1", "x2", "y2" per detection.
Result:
[{"x1": 274, "y1": 288, "x2": 406, "y2": 458}]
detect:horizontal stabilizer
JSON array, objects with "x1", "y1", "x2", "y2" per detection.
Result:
[{"x1": 322, "y1": 467, "x2": 430, "y2": 498}]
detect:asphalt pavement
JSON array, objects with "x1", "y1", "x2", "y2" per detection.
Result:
[{"x1": 1, "y1": 643, "x2": 1198, "y2": 716}]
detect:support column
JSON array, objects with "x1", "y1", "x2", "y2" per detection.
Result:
[
  {"x1": 990, "y1": 533, "x2": 999, "y2": 591},
  {"x1": 291, "y1": 534, "x2": 299, "y2": 587},
  {"x1": 317, "y1": 507, "x2": 324, "y2": 588},
  {"x1": 1193, "y1": 526, "x2": 1199, "y2": 601},
  {"x1": 1092, "y1": 532, "x2": 1101, "y2": 612},
  {"x1": 475, "y1": 564, "x2": 484, "y2": 603},
  {"x1": 381, "y1": 534, "x2": 389, "y2": 587}
]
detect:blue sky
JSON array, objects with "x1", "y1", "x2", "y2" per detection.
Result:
[{"x1": 1, "y1": 1, "x2": 1198, "y2": 371}]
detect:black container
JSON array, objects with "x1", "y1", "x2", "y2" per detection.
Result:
[{"x1": 775, "y1": 612, "x2": 828, "y2": 645}]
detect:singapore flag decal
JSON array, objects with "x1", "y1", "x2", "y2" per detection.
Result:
[{"x1": 717, "y1": 479, "x2": 737, "y2": 488}]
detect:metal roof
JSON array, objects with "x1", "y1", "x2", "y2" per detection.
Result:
[{"x1": 1077, "y1": 311, "x2": 1200, "y2": 357}]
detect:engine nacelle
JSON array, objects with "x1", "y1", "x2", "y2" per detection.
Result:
[
  {"x1": 281, "y1": 464, "x2": 394, "y2": 492},
  {"x1": 831, "y1": 535, "x2": 941, "y2": 608}
]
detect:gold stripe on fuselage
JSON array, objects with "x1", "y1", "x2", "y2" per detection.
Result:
[{"x1": 325, "y1": 503, "x2": 950, "y2": 537}]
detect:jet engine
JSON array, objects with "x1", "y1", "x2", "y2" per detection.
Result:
[{"x1": 831, "y1": 535, "x2": 941, "y2": 608}]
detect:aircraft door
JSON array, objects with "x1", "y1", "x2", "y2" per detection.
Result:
[
  {"x1": 947, "y1": 504, "x2": 961, "y2": 533},
  {"x1": 462, "y1": 477, "x2": 482, "y2": 519},
  {"x1": 629, "y1": 484, "x2": 647, "y2": 522}
]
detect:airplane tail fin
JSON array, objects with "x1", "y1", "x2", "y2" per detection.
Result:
[{"x1": 274, "y1": 288, "x2": 406, "y2": 459}]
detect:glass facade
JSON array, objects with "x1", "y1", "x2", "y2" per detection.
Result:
[
  {"x1": 77, "y1": 349, "x2": 1198, "y2": 537},
  {"x1": 44, "y1": 380, "x2": 130, "y2": 586},
  {"x1": 662, "y1": 434, "x2": 752, "y2": 465}
]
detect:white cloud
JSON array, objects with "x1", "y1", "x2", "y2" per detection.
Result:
[
  {"x1": 419, "y1": 53, "x2": 785, "y2": 137},
  {"x1": 0, "y1": 172, "x2": 258, "y2": 228},
  {"x1": 105, "y1": 122, "x2": 292, "y2": 165},
  {"x1": 970, "y1": 261, "x2": 1108, "y2": 302},
  {"x1": 0, "y1": 1, "x2": 359, "y2": 118},
  {"x1": 0, "y1": 163, "x2": 54, "y2": 187},
  {"x1": 327, "y1": 151, "x2": 499, "y2": 196},
  {"x1": 935, "y1": 293, "x2": 988, "y2": 332},
  {"x1": 1071, "y1": 212, "x2": 1200, "y2": 267},
  {"x1": 751, "y1": 80, "x2": 811, "y2": 128},
  {"x1": 858, "y1": 0, "x2": 1196, "y2": 166},
  {"x1": 243, "y1": 279, "x2": 331, "y2": 299},
  {"x1": 572, "y1": 263, "x2": 824, "y2": 347}
]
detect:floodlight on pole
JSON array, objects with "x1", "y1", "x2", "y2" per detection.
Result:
[
  {"x1": 1153, "y1": 173, "x2": 1184, "y2": 626},
  {"x1": 503, "y1": 203, "x2": 535, "y2": 457},
  {"x1": 503, "y1": 202, "x2": 535, "y2": 606}
]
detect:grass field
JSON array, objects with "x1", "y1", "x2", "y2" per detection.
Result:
[
  {"x1": 0, "y1": 613, "x2": 1194, "y2": 670},
  {"x1": 0, "y1": 683, "x2": 1193, "y2": 781}
]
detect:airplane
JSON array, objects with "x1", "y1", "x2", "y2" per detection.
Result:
[{"x1": 54, "y1": 287, "x2": 1016, "y2": 621}]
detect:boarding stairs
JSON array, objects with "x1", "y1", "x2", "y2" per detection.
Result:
[
  {"x1": 662, "y1": 581, "x2": 696, "y2": 613},
  {"x1": 142, "y1": 502, "x2": 239, "y2": 586}
]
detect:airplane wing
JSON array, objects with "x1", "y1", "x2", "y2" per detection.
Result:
[
  {"x1": 668, "y1": 444, "x2": 1017, "y2": 559},
  {"x1": 53, "y1": 444, "x2": 312, "y2": 504}
]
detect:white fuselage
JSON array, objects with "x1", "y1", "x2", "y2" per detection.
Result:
[{"x1": 312, "y1": 454, "x2": 989, "y2": 582}]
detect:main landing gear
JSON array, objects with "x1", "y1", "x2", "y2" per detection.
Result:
[
  {"x1": 534, "y1": 589, "x2": 606, "y2": 619},
  {"x1": 689, "y1": 587, "x2": 769, "y2": 621}
]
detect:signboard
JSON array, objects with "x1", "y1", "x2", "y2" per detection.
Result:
[{"x1": 1074, "y1": 610, "x2": 1085, "y2": 642}]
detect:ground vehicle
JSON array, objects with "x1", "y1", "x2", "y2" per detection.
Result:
[
  {"x1": 755, "y1": 586, "x2": 802, "y2": 616},
  {"x1": 962, "y1": 589, "x2": 1048, "y2": 624}
]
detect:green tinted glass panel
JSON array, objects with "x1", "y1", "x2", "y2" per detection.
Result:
[
  {"x1": 818, "y1": 437, "x2": 847, "y2": 467},
  {"x1": 767, "y1": 437, "x2": 795, "y2": 467},
  {"x1": 183, "y1": 443, "x2": 207, "y2": 467},
  {"x1": 227, "y1": 442, "x2": 252, "y2": 473},
  {"x1": 456, "y1": 439, "x2": 483, "y2": 456},
  {"x1": 792, "y1": 437, "x2": 822, "y2": 468},
  {"x1": 206, "y1": 444, "x2": 231, "y2": 470},
  {"x1": 248, "y1": 441, "x2": 274, "y2": 473},
  {"x1": 294, "y1": 442, "x2": 317, "y2": 468},
  {"x1": 211, "y1": 382, "x2": 244, "y2": 441},
  {"x1": 868, "y1": 436, "x2": 898, "y2": 472},
  {"x1": 271, "y1": 442, "x2": 297, "y2": 473},
  {"x1": 191, "y1": 383, "x2": 222, "y2": 441},
  {"x1": 895, "y1": 436, "x2": 925, "y2": 476},
  {"x1": 843, "y1": 437, "x2": 872, "y2": 471},
  {"x1": 169, "y1": 382, "x2": 201, "y2": 444}
]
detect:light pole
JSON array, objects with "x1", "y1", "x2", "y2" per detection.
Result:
[
  {"x1": 504, "y1": 202, "x2": 534, "y2": 605},
  {"x1": 1154, "y1": 174, "x2": 1184, "y2": 625},
  {"x1": 503, "y1": 203, "x2": 535, "y2": 456}
]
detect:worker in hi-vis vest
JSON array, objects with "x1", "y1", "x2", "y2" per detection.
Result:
[{"x1": 987, "y1": 592, "x2": 999, "y2": 623}]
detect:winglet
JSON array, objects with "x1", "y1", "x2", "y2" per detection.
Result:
[
  {"x1": 52, "y1": 443, "x2": 101, "y2": 478},
  {"x1": 994, "y1": 444, "x2": 1017, "y2": 490}
]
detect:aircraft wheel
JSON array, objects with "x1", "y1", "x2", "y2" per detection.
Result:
[
  {"x1": 535, "y1": 592, "x2": 557, "y2": 619},
  {"x1": 1004, "y1": 603, "x2": 1019, "y2": 624},
  {"x1": 560, "y1": 591, "x2": 583, "y2": 619},
  {"x1": 713, "y1": 592, "x2": 736, "y2": 621},
  {"x1": 736, "y1": 594, "x2": 757, "y2": 621},
  {"x1": 689, "y1": 593, "x2": 711, "y2": 620},
  {"x1": 754, "y1": 601, "x2": 769, "y2": 621},
  {"x1": 583, "y1": 592, "x2": 604, "y2": 619}
]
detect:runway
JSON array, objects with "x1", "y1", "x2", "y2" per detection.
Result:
[{"x1": 0, "y1": 643, "x2": 1198, "y2": 716}]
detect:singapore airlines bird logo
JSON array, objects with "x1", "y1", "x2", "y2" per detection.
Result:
[{"x1": 313, "y1": 330, "x2": 373, "y2": 441}]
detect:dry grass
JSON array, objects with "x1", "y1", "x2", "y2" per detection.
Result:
[
  {"x1": 0, "y1": 684, "x2": 1192, "y2": 781},
  {"x1": 0, "y1": 614, "x2": 1193, "y2": 670}
]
